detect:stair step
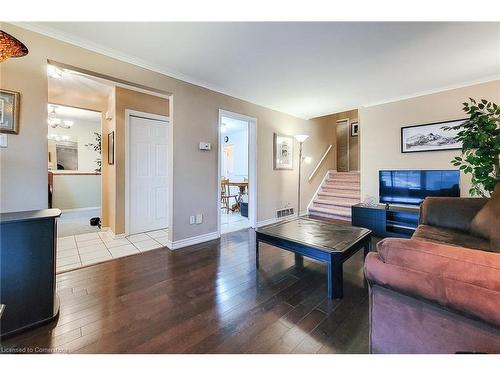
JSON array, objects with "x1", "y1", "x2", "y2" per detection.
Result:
[
  {"x1": 318, "y1": 191, "x2": 360, "y2": 200},
  {"x1": 308, "y1": 170, "x2": 359, "y2": 221},
  {"x1": 321, "y1": 186, "x2": 360, "y2": 193},
  {"x1": 313, "y1": 199, "x2": 357, "y2": 208},
  {"x1": 324, "y1": 181, "x2": 359, "y2": 188},
  {"x1": 309, "y1": 206, "x2": 352, "y2": 221},
  {"x1": 309, "y1": 212, "x2": 351, "y2": 222},
  {"x1": 310, "y1": 205, "x2": 351, "y2": 215},
  {"x1": 329, "y1": 171, "x2": 359, "y2": 177}
]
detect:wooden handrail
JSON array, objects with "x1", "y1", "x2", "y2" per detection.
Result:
[{"x1": 308, "y1": 144, "x2": 333, "y2": 182}]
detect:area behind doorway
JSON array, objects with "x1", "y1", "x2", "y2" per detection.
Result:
[{"x1": 219, "y1": 111, "x2": 256, "y2": 234}]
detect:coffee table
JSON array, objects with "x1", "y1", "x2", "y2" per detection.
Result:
[{"x1": 255, "y1": 217, "x2": 372, "y2": 299}]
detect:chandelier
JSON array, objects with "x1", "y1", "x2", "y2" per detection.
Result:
[
  {"x1": 0, "y1": 30, "x2": 29, "y2": 63},
  {"x1": 48, "y1": 106, "x2": 73, "y2": 129}
]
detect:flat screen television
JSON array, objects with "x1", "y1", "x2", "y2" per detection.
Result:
[{"x1": 379, "y1": 170, "x2": 460, "y2": 206}]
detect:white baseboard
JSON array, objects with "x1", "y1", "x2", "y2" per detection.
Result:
[
  {"x1": 257, "y1": 210, "x2": 310, "y2": 228},
  {"x1": 100, "y1": 228, "x2": 126, "y2": 239},
  {"x1": 168, "y1": 231, "x2": 219, "y2": 250}
]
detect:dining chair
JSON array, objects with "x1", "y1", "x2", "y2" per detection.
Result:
[{"x1": 221, "y1": 178, "x2": 238, "y2": 213}]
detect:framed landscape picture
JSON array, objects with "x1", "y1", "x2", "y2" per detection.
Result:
[
  {"x1": 273, "y1": 133, "x2": 294, "y2": 170},
  {"x1": 401, "y1": 119, "x2": 466, "y2": 153},
  {"x1": 0, "y1": 89, "x2": 20, "y2": 134}
]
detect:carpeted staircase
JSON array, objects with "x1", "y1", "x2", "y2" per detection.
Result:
[{"x1": 308, "y1": 171, "x2": 360, "y2": 221}]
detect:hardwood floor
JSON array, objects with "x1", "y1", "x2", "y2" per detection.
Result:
[{"x1": 0, "y1": 227, "x2": 375, "y2": 354}]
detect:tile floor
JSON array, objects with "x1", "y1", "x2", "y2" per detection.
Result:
[
  {"x1": 221, "y1": 211, "x2": 250, "y2": 234},
  {"x1": 57, "y1": 208, "x2": 101, "y2": 237},
  {"x1": 56, "y1": 228, "x2": 169, "y2": 274}
]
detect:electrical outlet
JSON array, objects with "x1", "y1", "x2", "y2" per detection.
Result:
[
  {"x1": 0, "y1": 134, "x2": 8, "y2": 148},
  {"x1": 195, "y1": 214, "x2": 203, "y2": 224},
  {"x1": 189, "y1": 215, "x2": 195, "y2": 225}
]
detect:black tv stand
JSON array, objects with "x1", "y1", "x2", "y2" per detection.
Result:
[{"x1": 351, "y1": 203, "x2": 419, "y2": 238}]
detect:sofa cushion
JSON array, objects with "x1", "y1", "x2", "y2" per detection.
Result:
[
  {"x1": 419, "y1": 197, "x2": 487, "y2": 233},
  {"x1": 365, "y1": 238, "x2": 500, "y2": 326},
  {"x1": 470, "y1": 183, "x2": 500, "y2": 251},
  {"x1": 413, "y1": 224, "x2": 491, "y2": 251}
]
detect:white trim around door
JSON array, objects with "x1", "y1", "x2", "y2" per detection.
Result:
[
  {"x1": 125, "y1": 109, "x2": 172, "y2": 237},
  {"x1": 217, "y1": 109, "x2": 257, "y2": 236}
]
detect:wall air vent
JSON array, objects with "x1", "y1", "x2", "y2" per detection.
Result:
[{"x1": 276, "y1": 207, "x2": 294, "y2": 218}]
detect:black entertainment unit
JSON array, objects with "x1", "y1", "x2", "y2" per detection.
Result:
[
  {"x1": 352, "y1": 169, "x2": 460, "y2": 238},
  {"x1": 351, "y1": 203, "x2": 419, "y2": 238}
]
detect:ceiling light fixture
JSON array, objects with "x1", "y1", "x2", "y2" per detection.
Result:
[
  {"x1": 0, "y1": 30, "x2": 29, "y2": 63},
  {"x1": 47, "y1": 117, "x2": 73, "y2": 129},
  {"x1": 48, "y1": 118, "x2": 61, "y2": 128},
  {"x1": 49, "y1": 105, "x2": 58, "y2": 117},
  {"x1": 62, "y1": 120, "x2": 73, "y2": 129}
]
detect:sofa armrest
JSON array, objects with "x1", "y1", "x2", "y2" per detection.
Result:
[
  {"x1": 419, "y1": 197, "x2": 488, "y2": 232},
  {"x1": 364, "y1": 238, "x2": 500, "y2": 326}
]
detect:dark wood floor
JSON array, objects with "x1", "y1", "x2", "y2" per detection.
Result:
[{"x1": 1, "y1": 226, "x2": 375, "y2": 354}]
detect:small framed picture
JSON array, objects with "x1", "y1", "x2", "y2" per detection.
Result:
[
  {"x1": 108, "y1": 131, "x2": 115, "y2": 165},
  {"x1": 351, "y1": 121, "x2": 359, "y2": 137},
  {"x1": 401, "y1": 119, "x2": 465, "y2": 153},
  {"x1": 273, "y1": 133, "x2": 294, "y2": 170},
  {"x1": 0, "y1": 89, "x2": 20, "y2": 134}
]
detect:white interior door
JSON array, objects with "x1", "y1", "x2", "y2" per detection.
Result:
[{"x1": 129, "y1": 115, "x2": 168, "y2": 234}]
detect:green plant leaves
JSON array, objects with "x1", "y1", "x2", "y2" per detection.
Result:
[{"x1": 444, "y1": 98, "x2": 500, "y2": 197}]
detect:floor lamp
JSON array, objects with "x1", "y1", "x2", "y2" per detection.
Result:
[{"x1": 294, "y1": 134, "x2": 309, "y2": 217}]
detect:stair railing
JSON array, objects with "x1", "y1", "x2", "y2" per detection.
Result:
[{"x1": 308, "y1": 145, "x2": 333, "y2": 182}]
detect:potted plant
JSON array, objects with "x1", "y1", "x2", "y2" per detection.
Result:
[{"x1": 443, "y1": 98, "x2": 499, "y2": 197}]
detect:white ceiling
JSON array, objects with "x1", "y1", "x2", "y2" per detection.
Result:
[
  {"x1": 26, "y1": 22, "x2": 500, "y2": 119},
  {"x1": 48, "y1": 104, "x2": 101, "y2": 123},
  {"x1": 221, "y1": 116, "x2": 248, "y2": 135}
]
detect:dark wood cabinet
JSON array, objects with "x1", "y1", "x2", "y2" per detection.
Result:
[
  {"x1": 0, "y1": 209, "x2": 61, "y2": 337},
  {"x1": 352, "y1": 204, "x2": 419, "y2": 238}
]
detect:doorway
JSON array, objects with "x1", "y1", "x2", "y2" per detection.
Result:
[
  {"x1": 336, "y1": 119, "x2": 350, "y2": 172},
  {"x1": 126, "y1": 111, "x2": 170, "y2": 235},
  {"x1": 218, "y1": 110, "x2": 257, "y2": 235}
]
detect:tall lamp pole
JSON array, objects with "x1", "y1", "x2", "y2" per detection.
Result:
[{"x1": 294, "y1": 134, "x2": 309, "y2": 217}]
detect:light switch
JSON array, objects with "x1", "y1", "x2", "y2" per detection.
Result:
[
  {"x1": 195, "y1": 214, "x2": 203, "y2": 224},
  {"x1": 199, "y1": 142, "x2": 211, "y2": 151},
  {"x1": 0, "y1": 134, "x2": 7, "y2": 148},
  {"x1": 189, "y1": 215, "x2": 195, "y2": 225}
]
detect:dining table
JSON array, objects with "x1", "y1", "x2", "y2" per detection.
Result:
[{"x1": 227, "y1": 181, "x2": 248, "y2": 211}]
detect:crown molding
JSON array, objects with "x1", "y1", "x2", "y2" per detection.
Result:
[{"x1": 360, "y1": 74, "x2": 500, "y2": 109}]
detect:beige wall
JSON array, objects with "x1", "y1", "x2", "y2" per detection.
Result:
[
  {"x1": 112, "y1": 87, "x2": 170, "y2": 234},
  {"x1": 359, "y1": 80, "x2": 500, "y2": 202},
  {"x1": 310, "y1": 109, "x2": 359, "y2": 171},
  {"x1": 0, "y1": 23, "x2": 334, "y2": 242}
]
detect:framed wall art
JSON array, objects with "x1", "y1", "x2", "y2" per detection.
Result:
[
  {"x1": 351, "y1": 121, "x2": 359, "y2": 136},
  {"x1": 0, "y1": 89, "x2": 20, "y2": 134},
  {"x1": 273, "y1": 133, "x2": 294, "y2": 170},
  {"x1": 401, "y1": 119, "x2": 465, "y2": 153}
]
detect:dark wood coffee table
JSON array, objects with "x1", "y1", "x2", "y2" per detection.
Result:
[{"x1": 256, "y1": 217, "x2": 372, "y2": 299}]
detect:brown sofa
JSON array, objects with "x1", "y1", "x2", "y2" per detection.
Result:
[{"x1": 364, "y1": 196, "x2": 500, "y2": 354}]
